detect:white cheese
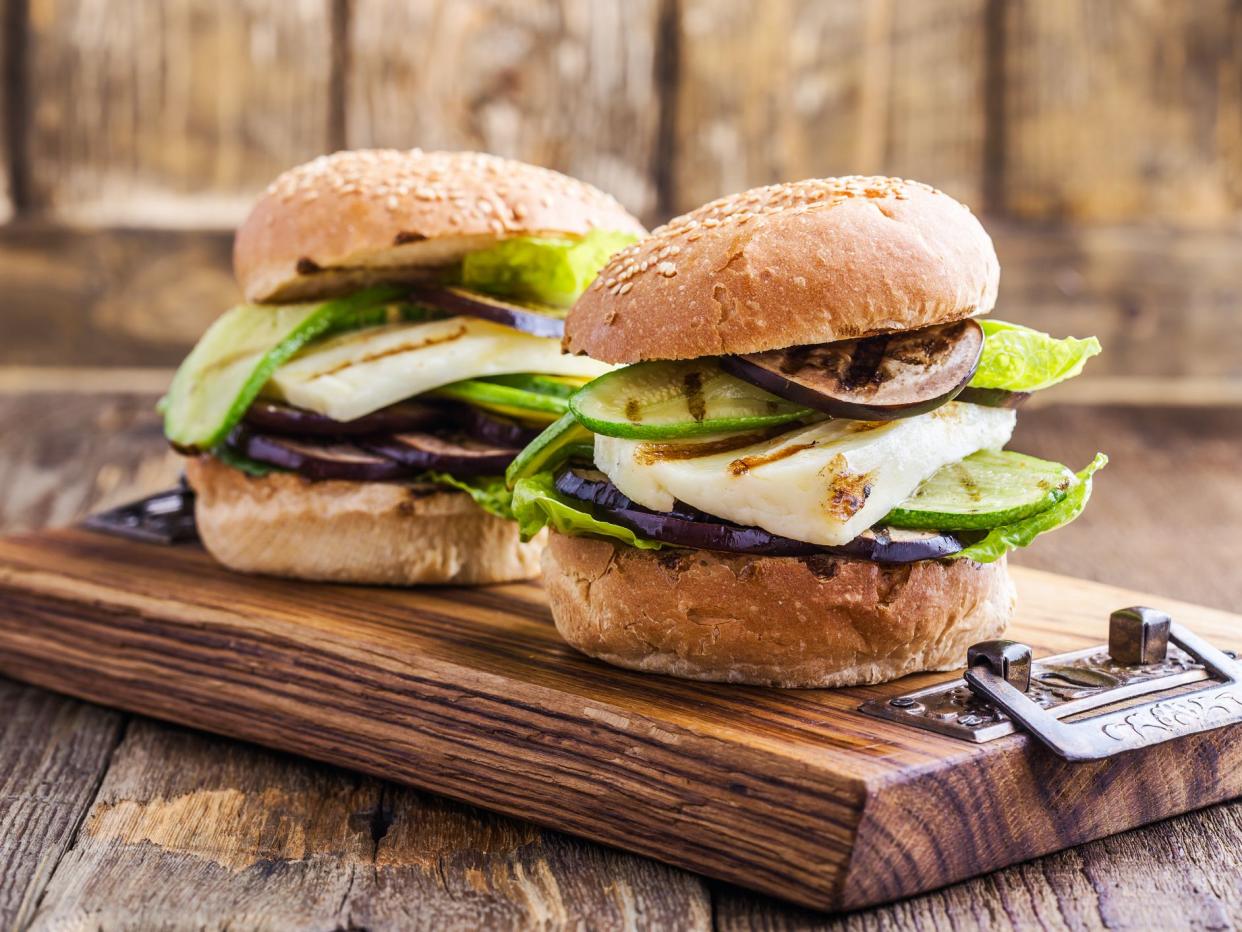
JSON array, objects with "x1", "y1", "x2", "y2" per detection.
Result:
[
  {"x1": 268, "y1": 317, "x2": 610, "y2": 422},
  {"x1": 594, "y1": 403, "x2": 1017, "y2": 546}
]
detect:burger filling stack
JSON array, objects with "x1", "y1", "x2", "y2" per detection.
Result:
[
  {"x1": 162, "y1": 149, "x2": 643, "y2": 585},
  {"x1": 509, "y1": 176, "x2": 1105, "y2": 687}
]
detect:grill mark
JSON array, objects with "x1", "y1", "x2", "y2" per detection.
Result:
[
  {"x1": 682, "y1": 370, "x2": 707, "y2": 422},
  {"x1": 841, "y1": 335, "x2": 891, "y2": 390},
  {"x1": 634, "y1": 428, "x2": 785, "y2": 465},
  {"x1": 952, "y1": 462, "x2": 984, "y2": 502},
  {"x1": 776, "y1": 344, "x2": 814, "y2": 376},
  {"x1": 822, "y1": 454, "x2": 874, "y2": 521},
  {"x1": 841, "y1": 420, "x2": 886, "y2": 434},
  {"x1": 728, "y1": 442, "x2": 818, "y2": 476},
  {"x1": 198, "y1": 347, "x2": 258, "y2": 379},
  {"x1": 309, "y1": 325, "x2": 469, "y2": 378}
]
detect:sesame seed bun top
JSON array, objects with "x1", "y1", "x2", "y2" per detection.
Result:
[
  {"x1": 563, "y1": 176, "x2": 999, "y2": 363},
  {"x1": 234, "y1": 149, "x2": 646, "y2": 303}
]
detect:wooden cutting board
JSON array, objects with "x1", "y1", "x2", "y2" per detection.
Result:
[{"x1": 1, "y1": 527, "x2": 1240, "y2": 912}]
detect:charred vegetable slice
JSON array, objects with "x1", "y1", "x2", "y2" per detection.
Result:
[
  {"x1": 163, "y1": 286, "x2": 402, "y2": 451},
  {"x1": 885, "y1": 449, "x2": 1075, "y2": 530},
  {"x1": 501, "y1": 415, "x2": 593, "y2": 489},
  {"x1": 407, "y1": 285, "x2": 566, "y2": 338},
  {"x1": 362, "y1": 432, "x2": 519, "y2": 476},
  {"x1": 243, "y1": 399, "x2": 443, "y2": 436},
  {"x1": 432, "y1": 379, "x2": 568, "y2": 425},
  {"x1": 552, "y1": 468, "x2": 963, "y2": 561},
  {"x1": 505, "y1": 412, "x2": 595, "y2": 488},
  {"x1": 269, "y1": 317, "x2": 608, "y2": 423},
  {"x1": 568, "y1": 360, "x2": 812, "y2": 439},
  {"x1": 720, "y1": 319, "x2": 983, "y2": 421},
  {"x1": 456, "y1": 406, "x2": 543, "y2": 447},
  {"x1": 229, "y1": 429, "x2": 412, "y2": 481}
]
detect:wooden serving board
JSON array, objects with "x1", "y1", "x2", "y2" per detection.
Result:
[{"x1": 1, "y1": 529, "x2": 1241, "y2": 912}]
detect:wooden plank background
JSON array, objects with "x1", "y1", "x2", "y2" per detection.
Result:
[{"x1": 1, "y1": 0, "x2": 1240, "y2": 397}]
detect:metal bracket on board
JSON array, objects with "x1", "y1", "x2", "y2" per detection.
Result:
[
  {"x1": 860, "y1": 607, "x2": 1242, "y2": 761},
  {"x1": 82, "y1": 483, "x2": 198, "y2": 545}
]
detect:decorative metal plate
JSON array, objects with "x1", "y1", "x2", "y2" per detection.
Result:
[
  {"x1": 82, "y1": 484, "x2": 198, "y2": 545},
  {"x1": 860, "y1": 607, "x2": 1240, "y2": 758}
]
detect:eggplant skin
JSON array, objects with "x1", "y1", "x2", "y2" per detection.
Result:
[
  {"x1": 542, "y1": 532, "x2": 1016, "y2": 688},
  {"x1": 553, "y1": 468, "x2": 961, "y2": 562},
  {"x1": 721, "y1": 318, "x2": 984, "y2": 421}
]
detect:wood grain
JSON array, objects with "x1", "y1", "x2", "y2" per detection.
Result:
[
  {"x1": 0, "y1": 224, "x2": 235, "y2": 367},
  {"x1": 0, "y1": 390, "x2": 180, "y2": 534},
  {"x1": 993, "y1": 222, "x2": 1242, "y2": 383},
  {"x1": 0, "y1": 681, "x2": 124, "y2": 931},
  {"x1": 714, "y1": 798, "x2": 1242, "y2": 929},
  {"x1": 1, "y1": 392, "x2": 1241, "y2": 922},
  {"x1": 1, "y1": 527, "x2": 1240, "y2": 910},
  {"x1": 25, "y1": 0, "x2": 331, "y2": 226},
  {"x1": 26, "y1": 719, "x2": 710, "y2": 930},
  {"x1": 346, "y1": 0, "x2": 663, "y2": 225},
  {"x1": 1001, "y1": 0, "x2": 1242, "y2": 228},
  {"x1": 0, "y1": 0, "x2": 14, "y2": 221},
  {"x1": 672, "y1": 0, "x2": 988, "y2": 215},
  {"x1": 8, "y1": 220, "x2": 1242, "y2": 398}
]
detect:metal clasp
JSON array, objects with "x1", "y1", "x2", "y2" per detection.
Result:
[{"x1": 860, "y1": 607, "x2": 1242, "y2": 761}]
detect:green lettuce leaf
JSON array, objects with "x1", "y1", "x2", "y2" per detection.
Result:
[
  {"x1": 952, "y1": 453, "x2": 1107, "y2": 563},
  {"x1": 461, "y1": 229, "x2": 639, "y2": 309},
  {"x1": 424, "y1": 472, "x2": 514, "y2": 520},
  {"x1": 970, "y1": 320, "x2": 1101, "y2": 392},
  {"x1": 511, "y1": 472, "x2": 664, "y2": 549}
]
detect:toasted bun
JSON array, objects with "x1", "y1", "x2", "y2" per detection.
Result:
[
  {"x1": 235, "y1": 149, "x2": 646, "y2": 303},
  {"x1": 185, "y1": 456, "x2": 543, "y2": 585},
  {"x1": 541, "y1": 533, "x2": 1014, "y2": 688},
  {"x1": 565, "y1": 176, "x2": 998, "y2": 363}
]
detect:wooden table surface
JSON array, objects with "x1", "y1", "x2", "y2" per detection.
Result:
[{"x1": 2, "y1": 383, "x2": 1241, "y2": 931}]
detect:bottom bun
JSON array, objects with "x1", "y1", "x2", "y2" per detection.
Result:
[
  {"x1": 185, "y1": 455, "x2": 543, "y2": 585},
  {"x1": 542, "y1": 532, "x2": 1015, "y2": 688}
]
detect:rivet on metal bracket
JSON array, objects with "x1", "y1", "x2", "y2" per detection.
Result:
[{"x1": 1109, "y1": 606, "x2": 1171, "y2": 665}]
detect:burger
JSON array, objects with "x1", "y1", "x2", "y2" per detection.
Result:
[
  {"x1": 162, "y1": 149, "x2": 644, "y2": 585},
  {"x1": 506, "y1": 176, "x2": 1105, "y2": 687}
]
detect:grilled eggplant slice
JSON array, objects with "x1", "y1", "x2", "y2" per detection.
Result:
[
  {"x1": 362, "y1": 432, "x2": 519, "y2": 476},
  {"x1": 408, "y1": 285, "x2": 566, "y2": 338},
  {"x1": 553, "y1": 468, "x2": 963, "y2": 562},
  {"x1": 229, "y1": 429, "x2": 413, "y2": 481},
  {"x1": 243, "y1": 399, "x2": 443, "y2": 436},
  {"x1": 721, "y1": 319, "x2": 984, "y2": 420}
]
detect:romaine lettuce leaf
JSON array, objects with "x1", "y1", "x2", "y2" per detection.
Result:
[
  {"x1": 461, "y1": 229, "x2": 639, "y2": 309},
  {"x1": 511, "y1": 472, "x2": 663, "y2": 549},
  {"x1": 424, "y1": 471, "x2": 514, "y2": 520},
  {"x1": 952, "y1": 453, "x2": 1107, "y2": 563},
  {"x1": 970, "y1": 320, "x2": 1101, "y2": 392}
]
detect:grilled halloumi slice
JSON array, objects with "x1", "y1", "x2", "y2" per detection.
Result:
[
  {"x1": 268, "y1": 317, "x2": 610, "y2": 422},
  {"x1": 594, "y1": 403, "x2": 1017, "y2": 546}
]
